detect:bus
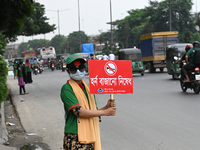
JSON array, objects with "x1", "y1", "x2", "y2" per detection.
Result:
[
  {"x1": 22, "y1": 50, "x2": 36, "y2": 58},
  {"x1": 37, "y1": 46, "x2": 56, "y2": 65}
]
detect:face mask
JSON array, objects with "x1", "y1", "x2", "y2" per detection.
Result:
[{"x1": 70, "y1": 69, "x2": 86, "y2": 81}]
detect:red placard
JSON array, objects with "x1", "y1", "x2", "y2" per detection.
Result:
[{"x1": 89, "y1": 60, "x2": 133, "y2": 94}]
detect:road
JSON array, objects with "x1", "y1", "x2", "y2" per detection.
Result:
[{"x1": 7, "y1": 68, "x2": 200, "y2": 150}]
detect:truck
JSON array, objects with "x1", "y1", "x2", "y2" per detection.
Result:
[
  {"x1": 140, "y1": 31, "x2": 179, "y2": 73},
  {"x1": 81, "y1": 43, "x2": 94, "y2": 56}
]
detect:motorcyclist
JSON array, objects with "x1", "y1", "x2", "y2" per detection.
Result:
[
  {"x1": 177, "y1": 45, "x2": 193, "y2": 68},
  {"x1": 182, "y1": 41, "x2": 200, "y2": 82},
  {"x1": 50, "y1": 58, "x2": 55, "y2": 68}
]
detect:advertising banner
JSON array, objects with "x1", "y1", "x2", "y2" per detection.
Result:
[{"x1": 89, "y1": 60, "x2": 133, "y2": 94}]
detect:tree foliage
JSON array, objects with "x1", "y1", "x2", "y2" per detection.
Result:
[
  {"x1": 113, "y1": 0, "x2": 198, "y2": 48},
  {"x1": 0, "y1": 0, "x2": 34, "y2": 40},
  {"x1": 49, "y1": 35, "x2": 68, "y2": 54},
  {"x1": 18, "y1": 2, "x2": 56, "y2": 36},
  {"x1": 28, "y1": 39, "x2": 50, "y2": 50},
  {"x1": 68, "y1": 31, "x2": 88, "y2": 53}
]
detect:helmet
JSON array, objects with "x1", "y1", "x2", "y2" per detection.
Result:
[
  {"x1": 193, "y1": 41, "x2": 200, "y2": 47},
  {"x1": 110, "y1": 51, "x2": 113, "y2": 54},
  {"x1": 185, "y1": 45, "x2": 193, "y2": 52}
]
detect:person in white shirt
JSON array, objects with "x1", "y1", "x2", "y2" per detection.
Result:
[
  {"x1": 109, "y1": 51, "x2": 115, "y2": 60},
  {"x1": 102, "y1": 53, "x2": 109, "y2": 60}
]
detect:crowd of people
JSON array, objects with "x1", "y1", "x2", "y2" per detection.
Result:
[{"x1": 89, "y1": 51, "x2": 115, "y2": 60}]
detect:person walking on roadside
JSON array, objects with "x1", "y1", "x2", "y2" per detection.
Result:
[
  {"x1": 17, "y1": 59, "x2": 29, "y2": 95},
  {"x1": 60, "y1": 54, "x2": 116, "y2": 150},
  {"x1": 25, "y1": 58, "x2": 33, "y2": 84},
  {"x1": 109, "y1": 51, "x2": 115, "y2": 60}
]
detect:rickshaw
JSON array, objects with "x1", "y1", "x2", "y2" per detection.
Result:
[
  {"x1": 75, "y1": 53, "x2": 89, "y2": 73},
  {"x1": 118, "y1": 48, "x2": 145, "y2": 76},
  {"x1": 166, "y1": 43, "x2": 192, "y2": 79}
]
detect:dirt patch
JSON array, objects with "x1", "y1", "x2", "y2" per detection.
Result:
[{"x1": 3, "y1": 95, "x2": 50, "y2": 150}]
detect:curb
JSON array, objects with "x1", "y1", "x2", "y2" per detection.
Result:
[
  {"x1": 0, "y1": 101, "x2": 8, "y2": 145},
  {"x1": 0, "y1": 84, "x2": 17, "y2": 150}
]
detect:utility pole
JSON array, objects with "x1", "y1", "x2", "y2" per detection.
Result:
[
  {"x1": 169, "y1": 0, "x2": 172, "y2": 31},
  {"x1": 47, "y1": 9, "x2": 70, "y2": 53},
  {"x1": 78, "y1": 0, "x2": 81, "y2": 51},
  {"x1": 110, "y1": 0, "x2": 113, "y2": 49}
]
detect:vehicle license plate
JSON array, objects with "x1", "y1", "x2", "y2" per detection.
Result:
[{"x1": 195, "y1": 75, "x2": 200, "y2": 80}]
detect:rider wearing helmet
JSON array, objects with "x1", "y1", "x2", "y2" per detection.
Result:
[
  {"x1": 182, "y1": 41, "x2": 200, "y2": 82},
  {"x1": 177, "y1": 44, "x2": 193, "y2": 65}
]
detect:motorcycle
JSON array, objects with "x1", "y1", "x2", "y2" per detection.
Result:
[
  {"x1": 61, "y1": 63, "x2": 66, "y2": 72},
  {"x1": 38, "y1": 65, "x2": 43, "y2": 74},
  {"x1": 51, "y1": 63, "x2": 55, "y2": 71},
  {"x1": 33, "y1": 67, "x2": 39, "y2": 75},
  {"x1": 180, "y1": 63, "x2": 200, "y2": 94}
]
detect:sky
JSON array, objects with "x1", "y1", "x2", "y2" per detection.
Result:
[{"x1": 15, "y1": 0, "x2": 200, "y2": 44}]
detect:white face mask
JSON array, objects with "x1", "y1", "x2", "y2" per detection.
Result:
[{"x1": 70, "y1": 69, "x2": 86, "y2": 81}]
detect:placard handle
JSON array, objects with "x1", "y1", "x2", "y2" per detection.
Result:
[{"x1": 110, "y1": 94, "x2": 114, "y2": 99}]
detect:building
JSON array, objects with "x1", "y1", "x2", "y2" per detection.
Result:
[{"x1": 4, "y1": 43, "x2": 20, "y2": 59}]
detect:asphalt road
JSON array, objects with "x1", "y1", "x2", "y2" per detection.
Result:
[{"x1": 7, "y1": 67, "x2": 200, "y2": 150}]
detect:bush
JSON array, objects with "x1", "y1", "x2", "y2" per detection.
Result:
[{"x1": 0, "y1": 55, "x2": 8, "y2": 105}]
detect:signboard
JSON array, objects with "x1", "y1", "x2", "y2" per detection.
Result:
[
  {"x1": 89, "y1": 60, "x2": 133, "y2": 94},
  {"x1": 30, "y1": 57, "x2": 37, "y2": 64}
]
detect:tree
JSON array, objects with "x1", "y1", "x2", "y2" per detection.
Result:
[
  {"x1": 28, "y1": 39, "x2": 50, "y2": 51},
  {"x1": 18, "y1": 2, "x2": 56, "y2": 36},
  {"x1": 49, "y1": 35, "x2": 68, "y2": 54},
  {"x1": 68, "y1": 31, "x2": 88, "y2": 53},
  {"x1": 0, "y1": 33, "x2": 8, "y2": 56},
  {"x1": 18, "y1": 42, "x2": 29, "y2": 56},
  {"x1": 145, "y1": 0, "x2": 197, "y2": 42},
  {"x1": 0, "y1": 0, "x2": 34, "y2": 40},
  {"x1": 116, "y1": 9, "x2": 147, "y2": 48}
]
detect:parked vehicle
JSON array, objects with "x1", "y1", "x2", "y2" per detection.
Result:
[
  {"x1": 180, "y1": 66, "x2": 200, "y2": 94},
  {"x1": 140, "y1": 31, "x2": 179, "y2": 73},
  {"x1": 166, "y1": 43, "x2": 192, "y2": 79},
  {"x1": 118, "y1": 48, "x2": 145, "y2": 76}
]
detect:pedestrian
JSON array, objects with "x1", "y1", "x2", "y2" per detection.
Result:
[
  {"x1": 89, "y1": 53, "x2": 96, "y2": 60},
  {"x1": 102, "y1": 53, "x2": 108, "y2": 60},
  {"x1": 25, "y1": 58, "x2": 33, "y2": 84},
  {"x1": 60, "y1": 54, "x2": 116, "y2": 150},
  {"x1": 109, "y1": 51, "x2": 115, "y2": 60},
  {"x1": 13, "y1": 59, "x2": 18, "y2": 79},
  {"x1": 17, "y1": 59, "x2": 29, "y2": 95}
]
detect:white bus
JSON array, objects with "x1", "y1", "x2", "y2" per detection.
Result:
[{"x1": 37, "y1": 46, "x2": 56, "y2": 65}]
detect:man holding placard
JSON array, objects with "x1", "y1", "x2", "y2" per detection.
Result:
[{"x1": 60, "y1": 54, "x2": 116, "y2": 150}]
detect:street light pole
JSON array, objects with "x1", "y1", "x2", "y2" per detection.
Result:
[
  {"x1": 78, "y1": 0, "x2": 81, "y2": 51},
  {"x1": 110, "y1": 0, "x2": 113, "y2": 48},
  {"x1": 47, "y1": 9, "x2": 70, "y2": 53}
]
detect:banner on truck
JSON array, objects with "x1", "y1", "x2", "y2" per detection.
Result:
[{"x1": 89, "y1": 60, "x2": 133, "y2": 94}]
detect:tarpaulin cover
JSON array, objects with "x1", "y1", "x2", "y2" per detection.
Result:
[{"x1": 81, "y1": 43, "x2": 94, "y2": 55}]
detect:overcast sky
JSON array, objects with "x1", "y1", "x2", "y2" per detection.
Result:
[{"x1": 15, "y1": 0, "x2": 199, "y2": 44}]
